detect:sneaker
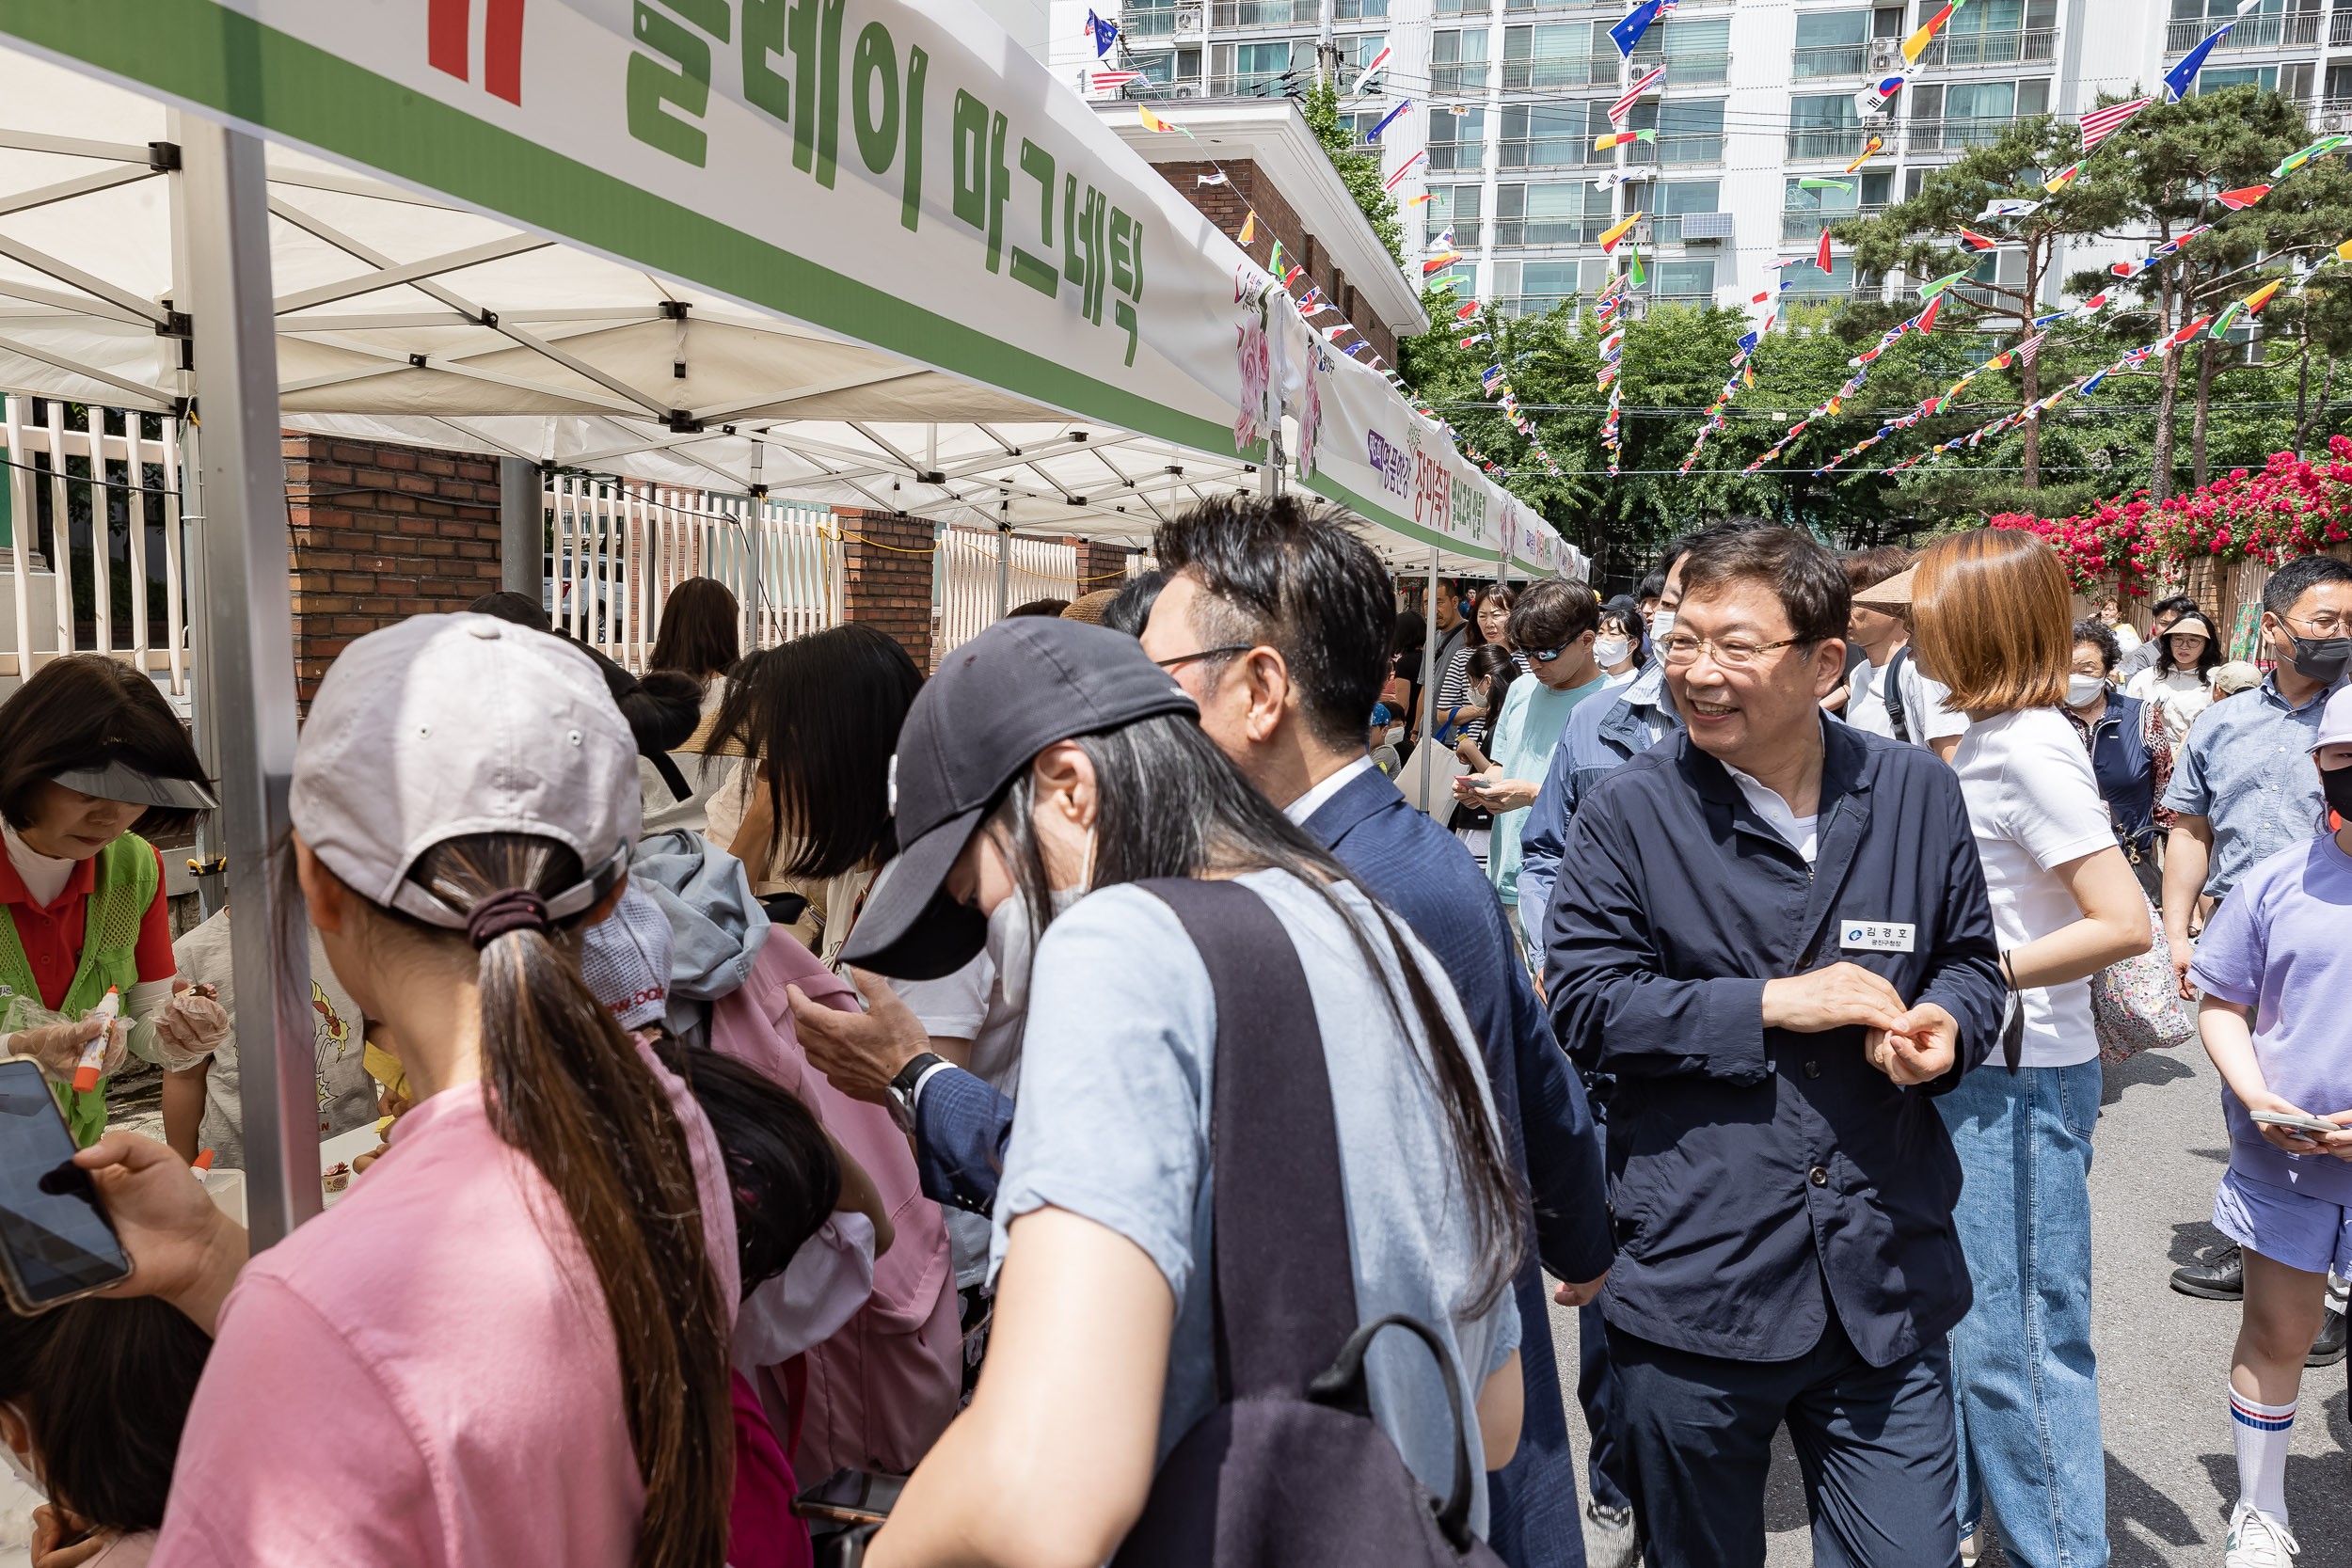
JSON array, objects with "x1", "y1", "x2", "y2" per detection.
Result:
[
  {"x1": 2173, "y1": 1243, "x2": 2246, "y2": 1300},
  {"x1": 2309, "y1": 1308, "x2": 2347, "y2": 1369},
  {"x1": 1584, "y1": 1499, "x2": 1642, "y2": 1568},
  {"x1": 2224, "y1": 1500, "x2": 2300, "y2": 1566},
  {"x1": 1960, "y1": 1528, "x2": 1980, "y2": 1566}
]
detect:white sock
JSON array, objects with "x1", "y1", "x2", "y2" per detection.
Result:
[
  {"x1": 2328, "y1": 1273, "x2": 2347, "y2": 1314},
  {"x1": 2231, "y1": 1384, "x2": 2296, "y2": 1523}
]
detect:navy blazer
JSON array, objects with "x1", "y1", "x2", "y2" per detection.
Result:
[
  {"x1": 912, "y1": 1064, "x2": 1014, "y2": 1215},
  {"x1": 1541, "y1": 719, "x2": 2003, "y2": 1369},
  {"x1": 1307, "y1": 763, "x2": 1609, "y2": 1568}
]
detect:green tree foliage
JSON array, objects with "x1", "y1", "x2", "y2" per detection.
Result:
[{"x1": 1303, "y1": 80, "x2": 1402, "y2": 264}]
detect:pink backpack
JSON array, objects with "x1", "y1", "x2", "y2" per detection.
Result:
[{"x1": 708, "y1": 937, "x2": 961, "y2": 1478}]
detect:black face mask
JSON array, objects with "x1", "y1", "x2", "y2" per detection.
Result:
[
  {"x1": 2325, "y1": 764, "x2": 2352, "y2": 824},
  {"x1": 2289, "y1": 632, "x2": 2352, "y2": 685}
]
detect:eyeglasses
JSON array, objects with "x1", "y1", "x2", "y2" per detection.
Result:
[
  {"x1": 1152, "y1": 643, "x2": 1254, "y2": 670},
  {"x1": 1529, "y1": 641, "x2": 1572, "y2": 663},
  {"x1": 1658, "y1": 633, "x2": 1801, "y2": 669},
  {"x1": 2280, "y1": 611, "x2": 2351, "y2": 637}
]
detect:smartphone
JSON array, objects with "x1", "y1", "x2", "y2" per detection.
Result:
[
  {"x1": 2250, "y1": 1110, "x2": 2348, "y2": 1136},
  {"x1": 0, "y1": 1059, "x2": 131, "y2": 1312}
]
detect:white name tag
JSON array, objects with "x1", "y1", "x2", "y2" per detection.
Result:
[{"x1": 1839, "y1": 921, "x2": 1916, "y2": 954}]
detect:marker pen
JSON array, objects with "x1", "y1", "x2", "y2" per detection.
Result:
[{"x1": 72, "y1": 986, "x2": 120, "y2": 1094}]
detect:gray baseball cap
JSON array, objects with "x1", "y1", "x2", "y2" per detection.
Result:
[
  {"x1": 840, "y1": 616, "x2": 1199, "y2": 979},
  {"x1": 290, "y1": 613, "x2": 639, "y2": 927}
]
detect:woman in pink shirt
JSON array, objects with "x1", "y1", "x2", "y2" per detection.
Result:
[{"x1": 73, "y1": 613, "x2": 739, "y2": 1568}]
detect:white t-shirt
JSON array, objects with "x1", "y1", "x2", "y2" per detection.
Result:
[
  {"x1": 1724, "y1": 766, "x2": 1819, "y2": 863},
  {"x1": 1845, "y1": 650, "x2": 1969, "y2": 745},
  {"x1": 1950, "y1": 707, "x2": 2117, "y2": 1068},
  {"x1": 2124, "y1": 664, "x2": 2212, "y2": 743}
]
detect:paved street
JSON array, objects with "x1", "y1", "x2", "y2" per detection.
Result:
[{"x1": 1549, "y1": 1037, "x2": 2352, "y2": 1566}]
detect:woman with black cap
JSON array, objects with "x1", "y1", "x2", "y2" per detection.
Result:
[
  {"x1": 0, "y1": 656, "x2": 228, "y2": 1146},
  {"x1": 837, "y1": 616, "x2": 1528, "y2": 1564}
]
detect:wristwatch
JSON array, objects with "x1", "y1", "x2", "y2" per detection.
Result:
[{"x1": 885, "y1": 1051, "x2": 946, "y2": 1135}]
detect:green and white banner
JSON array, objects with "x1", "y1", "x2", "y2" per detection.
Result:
[{"x1": 0, "y1": 0, "x2": 1576, "y2": 575}]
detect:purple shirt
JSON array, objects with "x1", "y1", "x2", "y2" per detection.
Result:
[{"x1": 2190, "y1": 831, "x2": 2352, "y2": 1204}]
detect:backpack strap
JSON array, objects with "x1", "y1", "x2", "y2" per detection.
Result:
[
  {"x1": 1883, "y1": 647, "x2": 1913, "y2": 745},
  {"x1": 1138, "y1": 878, "x2": 1359, "y2": 1403}
]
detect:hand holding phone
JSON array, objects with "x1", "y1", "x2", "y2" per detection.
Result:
[
  {"x1": 2251, "y1": 1109, "x2": 2352, "y2": 1134},
  {"x1": 0, "y1": 1058, "x2": 131, "y2": 1312}
]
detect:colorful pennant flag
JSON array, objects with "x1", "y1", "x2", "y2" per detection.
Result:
[
  {"x1": 2274, "y1": 135, "x2": 2350, "y2": 179},
  {"x1": 1085, "y1": 10, "x2": 1119, "y2": 55},
  {"x1": 1979, "y1": 198, "x2": 2042, "y2": 220},
  {"x1": 2042, "y1": 161, "x2": 2082, "y2": 193},
  {"x1": 1902, "y1": 0, "x2": 1967, "y2": 64},
  {"x1": 1455, "y1": 301, "x2": 1481, "y2": 321},
  {"x1": 1916, "y1": 291, "x2": 1944, "y2": 336},
  {"x1": 1382, "y1": 149, "x2": 1427, "y2": 190},
  {"x1": 2215, "y1": 183, "x2": 2272, "y2": 211},
  {"x1": 2244, "y1": 277, "x2": 2285, "y2": 314},
  {"x1": 1090, "y1": 69, "x2": 1145, "y2": 91},
  {"x1": 1405, "y1": 192, "x2": 1434, "y2": 207},
  {"x1": 1611, "y1": 65, "x2": 1666, "y2": 125},
  {"x1": 2078, "y1": 96, "x2": 2151, "y2": 151},
  {"x1": 1422, "y1": 251, "x2": 1463, "y2": 274},
  {"x1": 1800, "y1": 178, "x2": 1853, "y2": 191},
  {"x1": 1956, "y1": 227, "x2": 2001, "y2": 252},
  {"x1": 1238, "y1": 212, "x2": 1256, "y2": 244},
  {"x1": 1599, "y1": 212, "x2": 1645, "y2": 253},
  {"x1": 2164, "y1": 2, "x2": 2260, "y2": 103},
  {"x1": 1138, "y1": 105, "x2": 1185, "y2": 135},
  {"x1": 1594, "y1": 129, "x2": 1657, "y2": 151},
  {"x1": 1350, "y1": 43, "x2": 1393, "y2": 94},
  {"x1": 1816, "y1": 230, "x2": 1834, "y2": 272},
  {"x1": 1857, "y1": 72, "x2": 1909, "y2": 117},
  {"x1": 1366, "y1": 101, "x2": 1412, "y2": 142},
  {"x1": 1844, "y1": 135, "x2": 1886, "y2": 173},
  {"x1": 1609, "y1": 0, "x2": 1677, "y2": 58}
]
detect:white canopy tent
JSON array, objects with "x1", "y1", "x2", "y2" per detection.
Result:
[
  {"x1": 0, "y1": 44, "x2": 1579, "y2": 578},
  {"x1": 0, "y1": 0, "x2": 1589, "y2": 1243}
]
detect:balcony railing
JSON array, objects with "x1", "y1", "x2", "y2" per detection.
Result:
[
  {"x1": 1433, "y1": 0, "x2": 1495, "y2": 13},
  {"x1": 1782, "y1": 203, "x2": 1885, "y2": 240},
  {"x1": 2335, "y1": 8, "x2": 2352, "y2": 45},
  {"x1": 1496, "y1": 293, "x2": 1582, "y2": 318},
  {"x1": 1502, "y1": 55, "x2": 1615, "y2": 88},
  {"x1": 2165, "y1": 10, "x2": 2321, "y2": 53},
  {"x1": 1493, "y1": 216, "x2": 1612, "y2": 245},
  {"x1": 1907, "y1": 115, "x2": 2015, "y2": 153},
  {"x1": 1657, "y1": 51, "x2": 1730, "y2": 84},
  {"x1": 1210, "y1": 0, "x2": 1316, "y2": 23},
  {"x1": 1500, "y1": 132, "x2": 1720, "y2": 168},
  {"x1": 1782, "y1": 281, "x2": 1883, "y2": 304},
  {"x1": 1786, "y1": 125, "x2": 1870, "y2": 161},
  {"x1": 1792, "y1": 43, "x2": 1871, "y2": 78},
  {"x1": 1428, "y1": 140, "x2": 1486, "y2": 172},
  {"x1": 1122, "y1": 7, "x2": 1182, "y2": 38},
  {"x1": 1209, "y1": 71, "x2": 1298, "y2": 96},
  {"x1": 1432, "y1": 63, "x2": 1492, "y2": 93},
  {"x1": 1914, "y1": 26, "x2": 2058, "y2": 67},
  {"x1": 1427, "y1": 221, "x2": 1486, "y2": 247},
  {"x1": 1655, "y1": 132, "x2": 1723, "y2": 164}
]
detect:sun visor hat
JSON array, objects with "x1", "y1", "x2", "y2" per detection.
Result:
[
  {"x1": 1851, "y1": 565, "x2": 1916, "y2": 612},
  {"x1": 840, "y1": 617, "x2": 1200, "y2": 980},
  {"x1": 49, "y1": 763, "x2": 216, "y2": 812},
  {"x1": 290, "y1": 613, "x2": 642, "y2": 928}
]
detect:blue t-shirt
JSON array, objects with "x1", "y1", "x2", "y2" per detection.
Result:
[
  {"x1": 1486, "y1": 671, "x2": 1613, "y2": 907},
  {"x1": 990, "y1": 868, "x2": 1521, "y2": 1537},
  {"x1": 2189, "y1": 831, "x2": 2352, "y2": 1203}
]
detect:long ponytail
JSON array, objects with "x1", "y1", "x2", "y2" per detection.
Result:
[{"x1": 406, "y1": 833, "x2": 734, "y2": 1568}]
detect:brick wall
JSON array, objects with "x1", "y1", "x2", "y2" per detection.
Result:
[
  {"x1": 838, "y1": 507, "x2": 934, "y2": 673},
  {"x1": 282, "y1": 435, "x2": 501, "y2": 706},
  {"x1": 1157, "y1": 158, "x2": 1399, "y2": 366},
  {"x1": 1070, "y1": 538, "x2": 1133, "y2": 600}
]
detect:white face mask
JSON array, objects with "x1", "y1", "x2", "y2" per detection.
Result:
[
  {"x1": 1594, "y1": 637, "x2": 1631, "y2": 668},
  {"x1": 985, "y1": 828, "x2": 1095, "y2": 1011},
  {"x1": 2067, "y1": 673, "x2": 2106, "y2": 707},
  {"x1": 1649, "y1": 609, "x2": 1676, "y2": 643}
]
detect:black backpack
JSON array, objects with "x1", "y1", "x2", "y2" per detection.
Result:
[
  {"x1": 1111, "y1": 879, "x2": 1503, "y2": 1568},
  {"x1": 1882, "y1": 647, "x2": 1914, "y2": 745}
]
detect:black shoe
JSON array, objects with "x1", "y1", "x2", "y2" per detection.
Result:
[
  {"x1": 2171, "y1": 1243, "x2": 2245, "y2": 1300},
  {"x1": 1583, "y1": 1501, "x2": 1641, "y2": 1568},
  {"x1": 2309, "y1": 1307, "x2": 2347, "y2": 1369}
]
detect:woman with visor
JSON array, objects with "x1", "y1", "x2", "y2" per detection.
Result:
[{"x1": 0, "y1": 657, "x2": 228, "y2": 1146}]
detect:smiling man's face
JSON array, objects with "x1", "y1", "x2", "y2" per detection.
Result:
[{"x1": 1666, "y1": 578, "x2": 1840, "y2": 770}]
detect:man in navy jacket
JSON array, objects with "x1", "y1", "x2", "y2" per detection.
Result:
[
  {"x1": 1146, "y1": 498, "x2": 1612, "y2": 1568},
  {"x1": 1544, "y1": 528, "x2": 2002, "y2": 1568}
]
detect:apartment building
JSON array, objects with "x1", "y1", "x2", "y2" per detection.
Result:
[{"x1": 1048, "y1": 0, "x2": 2352, "y2": 324}]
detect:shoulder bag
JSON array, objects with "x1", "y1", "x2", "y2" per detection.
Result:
[
  {"x1": 2090, "y1": 895, "x2": 2196, "y2": 1064},
  {"x1": 1111, "y1": 878, "x2": 1503, "y2": 1568}
]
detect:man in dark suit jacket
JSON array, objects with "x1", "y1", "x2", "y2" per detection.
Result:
[{"x1": 1146, "y1": 497, "x2": 1613, "y2": 1568}]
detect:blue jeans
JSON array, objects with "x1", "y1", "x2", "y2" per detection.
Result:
[{"x1": 1935, "y1": 1060, "x2": 2107, "y2": 1568}]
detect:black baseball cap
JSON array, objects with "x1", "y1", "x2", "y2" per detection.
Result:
[{"x1": 841, "y1": 616, "x2": 1200, "y2": 979}]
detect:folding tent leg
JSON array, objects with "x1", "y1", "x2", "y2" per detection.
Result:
[
  {"x1": 995, "y1": 524, "x2": 1010, "y2": 619},
  {"x1": 500, "y1": 456, "x2": 540, "y2": 600},
  {"x1": 182, "y1": 119, "x2": 317, "y2": 1251},
  {"x1": 1416, "y1": 546, "x2": 1438, "y2": 812}
]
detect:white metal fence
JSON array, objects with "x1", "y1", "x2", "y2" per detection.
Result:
[
  {"x1": 0, "y1": 395, "x2": 188, "y2": 698},
  {"x1": 545, "y1": 475, "x2": 840, "y2": 671},
  {"x1": 934, "y1": 525, "x2": 1084, "y2": 658}
]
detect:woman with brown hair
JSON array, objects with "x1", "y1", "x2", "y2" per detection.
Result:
[{"x1": 1892, "y1": 529, "x2": 2153, "y2": 1568}]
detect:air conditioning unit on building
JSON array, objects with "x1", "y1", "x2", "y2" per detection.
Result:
[
  {"x1": 1172, "y1": 84, "x2": 1200, "y2": 97},
  {"x1": 1175, "y1": 5, "x2": 1202, "y2": 32},
  {"x1": 1867, "y1": 40, "x2": 1900, "y2": 71},
  {"x1": 2327, "y1": 110, "x2": 2346, "y2": 132}
]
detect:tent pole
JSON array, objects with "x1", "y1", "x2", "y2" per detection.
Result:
[
  {"x1": 500, "y1": 456, "x2": 540, "y2": 602},
  {"x1": 1416, "y1": 546, "x2": 1439, "y2": 812},
  {"x1": 183, "y1": 119, "x2": 317, "y2": 1251},
  {"x1": 995, "y1": 522, "x2": 1010, "y2": 619}
]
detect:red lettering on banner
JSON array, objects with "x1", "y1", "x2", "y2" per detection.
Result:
[
  {"x1": 1412, "y1": 453, "x2": 1451, "y2": 533},
  {"x1": 429, "y1": 0, "x2": 527, "y2": 106}
]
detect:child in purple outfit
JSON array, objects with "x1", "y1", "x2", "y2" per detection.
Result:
[{"x1": 2188, "y1": 684, "x2": 2352, "y2": 1568}]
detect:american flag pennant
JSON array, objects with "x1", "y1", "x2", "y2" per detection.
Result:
[
  {"x1": 1611, "y1": 66, "x2": 1666, "y2": 126},
  {"x1": 1383, "y1": 150, "x2": 1428, "y2": 191},
  {"x1": 2078, "y1": 97, "x2": 2150, "y2": 151},
  {"x1": 2015, "y1": 330, "x2": 2047, "y2": 367},
  {"x1": 1091, "y1": 70, "x2": 1146, "y2": 91}
]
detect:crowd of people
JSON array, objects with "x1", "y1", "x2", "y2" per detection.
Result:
[{"x1": 0, "y1": 496, "x2": 2347, "y2": 1568}]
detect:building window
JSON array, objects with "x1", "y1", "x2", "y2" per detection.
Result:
[
  {"x1": 1908, "y1": 79, "x2": 2047, "y2": 151},
  {"x1": 1495, "y1": 181, "x2": 1613, "y2": 245},
  {"x1": 1434, "y1": 28, "x2": 1492, "y2": 93},
  {"x1": 2198, "y1": 65, "x2": 2278, "y2": 93},
  {"x1": 1502, "y1": 24, "x2": 1610, "y2": 89},
  {"x1": 1786, "y1": 257, "x2": 1862, "y2": 298},
  {"x1": 1427, "y1": 184, "x2": 1486, "y2": 246},
  {"x1": 1788, "y1": 93, "x2": 1866, "y2": 160},
  {"x1": 1501, "y1": 103, "x2": 1591, "y2": 167},
  {"x1": 1914, "y1": 0, "x2": 2058, "y2": 65},
  {"x1": 1515, "y1": 260, "x2": 1581, "y2": 315},
  {"x1": 1431, "y1": 108, "x2": 1489, "y2": 171},
  {"x1": 1654, "y1": 259, "x2": 1717, "y2": 301},
  {"x1": 1334, "y1": 0, "x2": 1389, "y2": 17},
  {"x1": 1646, "y1": 16, "x2": 1731, "y2": 84},
  {"x1": 1793, "y1": 10, "x2": 1872, "y2": 78}
]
